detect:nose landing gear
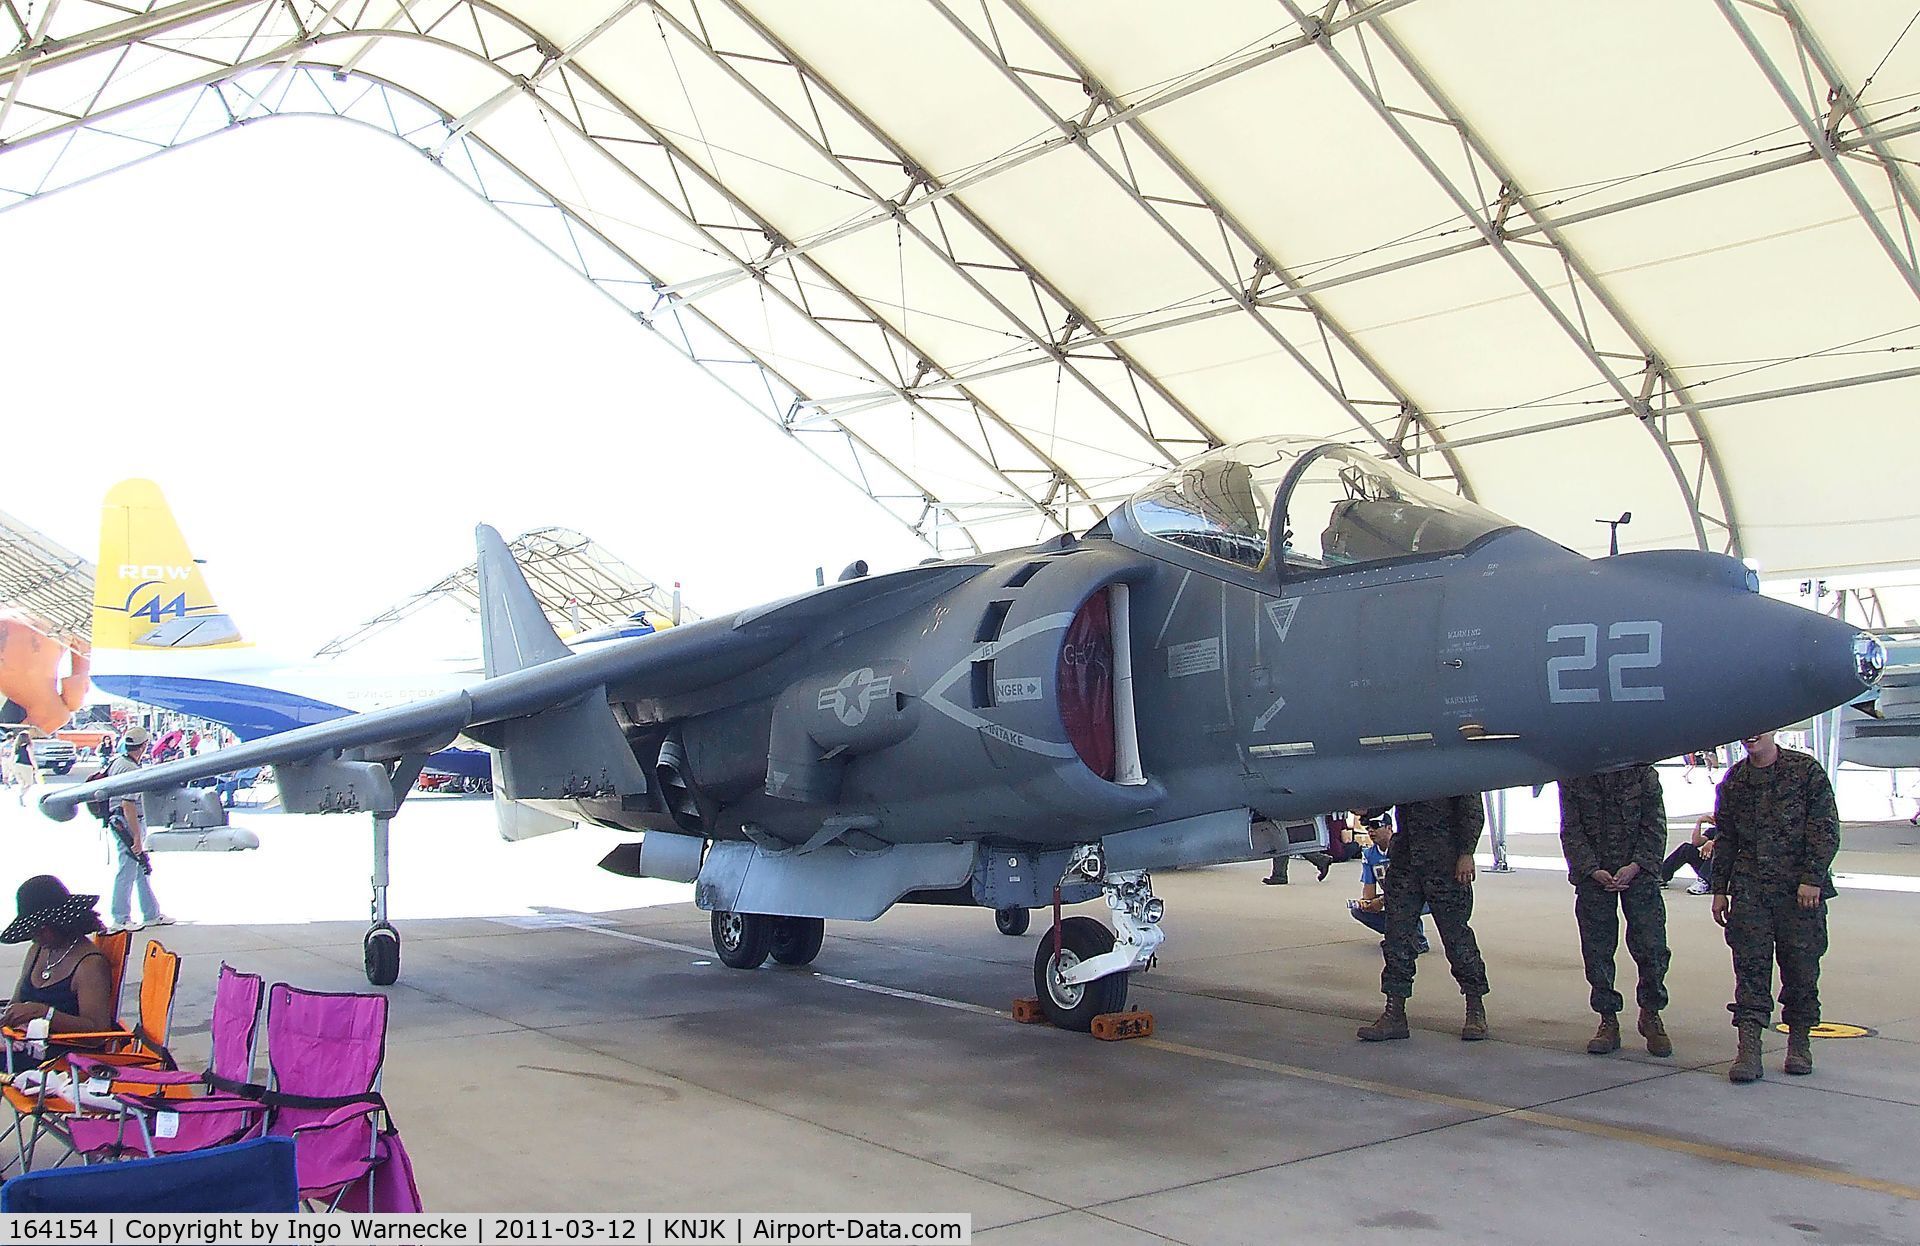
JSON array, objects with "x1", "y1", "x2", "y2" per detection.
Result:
[{"x1": 1031, "y1": 846, "x2": 1165, "y2": 1031}]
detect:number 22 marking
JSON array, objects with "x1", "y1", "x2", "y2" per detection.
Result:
[{"x1": 1547, "y1": 621, "x2": 1664, "y2": 703}]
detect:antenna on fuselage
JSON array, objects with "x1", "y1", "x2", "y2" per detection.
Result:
[{"x1": 1596, "y1": 511, "x2": 1632, "y2": 556}]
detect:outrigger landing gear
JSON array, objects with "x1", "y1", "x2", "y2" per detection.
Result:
[
  {"x1": 1032, "y1": 846, "x2": 1165, "y2": 1031},
  {"x1": 769, "y1": 916, "x2": 825, "y2": 966},
  {"x1": 710, "y1": 910, "x2": 776, "y2": 968},
  {"x1": 711, "y1": 911, "x2": 827, "y2": 968},
  {"x1": 364, "y1": 811, "x2": 401, "y2": 986}
]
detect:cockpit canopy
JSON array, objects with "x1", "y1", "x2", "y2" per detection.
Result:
[{"x1": 1127, "y1": 437, "x2": 1513, "y2": 577}]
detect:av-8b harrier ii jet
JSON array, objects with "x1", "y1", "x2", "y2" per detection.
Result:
[{"x1": 45, "y1": 437, "x2": 1882, "y2": 1030}]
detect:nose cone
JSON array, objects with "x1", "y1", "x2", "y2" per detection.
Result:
[
  {"x1": 1518, "y1": 550, "x2": 1889, "y2": 774},
  {"x1": 1784, "y1": 610, "x2": 1882, "y2": 714}
]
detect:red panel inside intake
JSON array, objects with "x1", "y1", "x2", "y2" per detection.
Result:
[{"x1": 1058, "y1": 591, "x2": 1115, "y2": 781}]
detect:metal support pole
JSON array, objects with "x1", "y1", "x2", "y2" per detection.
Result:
[
  {"x1": 1818, "y1": 708, "x2": 1843, "y2": 779},
  {"x1": 1485, "y1": 790, "x2": 1513, "y2": 874},
  {"x1": 371, "y1": 812, "x2": 391, "y2": 927}
]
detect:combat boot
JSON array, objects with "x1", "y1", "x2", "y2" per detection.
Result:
[
  {"x1": 1729, "y1": 1022, "x2": 1764, "y2": 1083},
  {"x1": 1784, "y1": 1025, "x2": 1813, "y2": 1075},
  {"x1": 1586, "y1": 1013, "x2": 1620, "y2": 1054},
  {"x1": 1357, "y1": 998, "x2": 1409, "y2": 1042},
  {"x1": 1461, "y1": 994, "x2": 1488, "y2": 1042},
  {"x1": 1638, "y1": 1009, "x2": 1673, "y2": 1058}
]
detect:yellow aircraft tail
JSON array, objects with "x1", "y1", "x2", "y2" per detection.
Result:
[{"x1": 94, "y1": 480, "x2": 249, "y2": 651}]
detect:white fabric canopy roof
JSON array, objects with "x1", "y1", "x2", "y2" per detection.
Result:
[{"x1": 5, "y1": 0, "x2": 1917, "y2": 573}]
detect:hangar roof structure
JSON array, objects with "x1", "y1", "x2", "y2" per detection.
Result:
[
  {"x1": 5, "y1": 1, "x2": 1917, "y2": 574},
  {"x1": 314, "y1": 525, "x2": 696, "y2": 656},
  {"x1": 0, "y1": 509, "x2": 92, "y2": 639},
  {"x1": 0, "y1": 513, "x2": 683, "y2": 653}
]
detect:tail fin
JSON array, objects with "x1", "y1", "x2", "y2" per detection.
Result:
[
  {"x1": 472, "y1": 524, "x2": 644, "y2": 834},
  {"x1": 476, "y1": 524, "x2": 568, "y2": 677},
  {"x1": 94, "y1": 480, "x2": 247, "y2": 651}
]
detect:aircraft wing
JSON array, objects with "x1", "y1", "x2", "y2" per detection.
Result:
[
  {"x1": 43, "y1": 526, "x2": 987, "y2": 823},
  {"x1": 1850, "y1": 719, "x2": 1920, "y2": 739},
  {"x1": 1875, "y1": 664, "x2": 1920, "y2": 690}
]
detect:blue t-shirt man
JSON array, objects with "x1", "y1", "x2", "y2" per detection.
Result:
[{"x1": 1349, "y1": 830, "x2": 1430, "y2": 951}]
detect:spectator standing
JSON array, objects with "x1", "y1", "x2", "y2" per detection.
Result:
[
  {"x1": 1357, "y1": 794, "x2": 1490, "y2": 1043},
  {"x1": 1712, "y1": 730, "x2": 1838, "y2": 1082},
  {"x1": 103, "y1": 728, "x2": 172, "y2": 933},
  {"x1": 8, "y1": 731, "x2": 37, "y2": 806},
  {"x1": 1559, "y1": 765, "x2": 1673, "y2": 1057}
]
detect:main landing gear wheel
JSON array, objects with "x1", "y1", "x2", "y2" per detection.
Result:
[
  {"x1": 995, "y1": 906, "x2": 1031, "y2": 936},
  {"x1": 769, "y1": 917, "x2": 826, "y2": 966},
  {"x1": 1033, "y1": 916, "x2": 1129, "y2": 1031},
  {"x1": 364, "y1": 922, "x2": 400, "y2": 986},
  {"x1": 712, "y1": 910, "x2": 774, "y2": 969}
]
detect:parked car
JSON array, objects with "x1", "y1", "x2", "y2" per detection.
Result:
[{"x1": 30, "y1": 737, "x2": 76, "y2": 775}]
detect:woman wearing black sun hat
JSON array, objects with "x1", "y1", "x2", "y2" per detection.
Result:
[{"x1": 1, "y1": 876, "x2": 115, "y2": 1052}]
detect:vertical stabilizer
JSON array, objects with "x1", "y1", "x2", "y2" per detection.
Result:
[
  {"x1": 473, "y1": 524, "x2": 645, "y2": 833},
  {"x1": 476, "y1": 525, "x2": 569, "y2": 678},
  {"x1": 95, "y1": 480, "x2": 247, "y2": 651}
]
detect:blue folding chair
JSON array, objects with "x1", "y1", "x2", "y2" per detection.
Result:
[{"x1": 0, "y1": 1137, "x2": 296, "y2": 1212}]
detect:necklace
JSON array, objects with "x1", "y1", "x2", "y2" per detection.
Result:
[{"x1": 37, "y1": 937, "x2": 81, "y2": 983}]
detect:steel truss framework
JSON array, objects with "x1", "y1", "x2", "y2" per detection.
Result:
[
  {"x1": 6, "y1": 1, "x2": 1920, "y2": 567},
  {"x1": 0, "y1": 510, "x2": 92, "y2": 640},
  {"x1": 315, "y1": 524, "x2": 698, "y2": 657}
]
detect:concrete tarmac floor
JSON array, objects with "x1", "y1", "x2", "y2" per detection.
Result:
[{"x1": 0, "y1": 789, "x2": 1916, "y2": 1243}]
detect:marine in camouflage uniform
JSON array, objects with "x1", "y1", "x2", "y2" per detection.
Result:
[
  {"x1": 1559, "y1": 765, "x2": 1672, "y2": 1056},
  {"x1": 1711, "y1": 734, "x2": 1838, "y2": 1081},
  {"x1": 1358, "y1": 794, "x2": 1489, "y2": 1042}
]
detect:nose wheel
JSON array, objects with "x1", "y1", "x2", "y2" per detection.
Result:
[{"x1": 1033, "y1": 916, "x2": 1128, "y2": 1029}]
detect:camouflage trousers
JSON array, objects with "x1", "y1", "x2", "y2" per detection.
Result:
[
  {"x1": 1726, "y1": 891, "x2": 1827, "y2": 1029},
  {"x1": 1574, "y1": 878, "x2": 1670, "y2": 1015},
  {"x1": 1381, "y1": 872, "x2": 1488, "y2": 1000}
]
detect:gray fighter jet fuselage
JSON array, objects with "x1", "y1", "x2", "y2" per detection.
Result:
[
  {"x1": 588, "y1": 440, "x2": 1872, "y2": 850},
  {"x1": 45, "y1": 437, "x2": 1880, "y2": 1028}
]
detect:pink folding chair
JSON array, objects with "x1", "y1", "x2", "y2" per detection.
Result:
[
  {"x1": 66, "y1": 964, "x2": 267, "y2": 1161},
  {"x1": 255, "y1": 985, "x2": 417, "y2": 1211}
]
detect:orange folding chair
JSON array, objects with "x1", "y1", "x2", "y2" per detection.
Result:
[
  {"x1": 1, "y1": 941, "x2": 181, "y2": 1173},
  {"x1": 95, "y1": 930, "x2": 131, "y2": 1027}
]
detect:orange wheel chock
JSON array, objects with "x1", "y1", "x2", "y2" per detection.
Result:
[
  {"x1": 1011, "y1": 997, "x2": 1048, "y2": 1024},
  {"x1": 1090, "y1": 1009, "x2": 1155, "y2": 1041}
]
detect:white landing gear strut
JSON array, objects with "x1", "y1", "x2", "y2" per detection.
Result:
[
  {"x1": 1055, "y1": 846, "x2": 1165, "y2": 988},
  {"x1": 1030, "y1": 845, "x2": 1166, "y2": 1031}
]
